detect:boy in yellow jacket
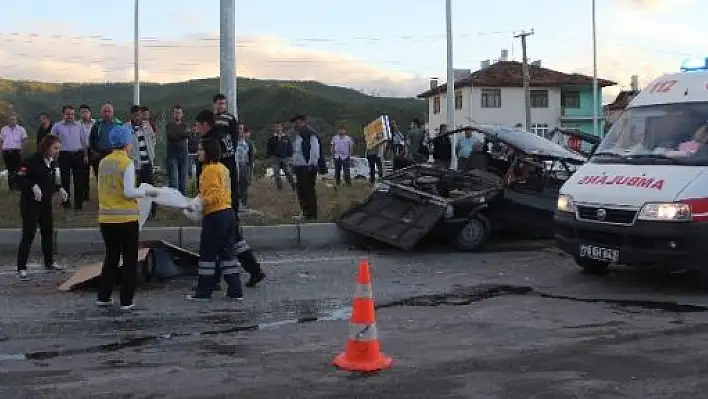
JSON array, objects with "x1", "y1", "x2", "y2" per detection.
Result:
[{"x1": 187, "y1": 111, "x2": 243, "y2": 300}]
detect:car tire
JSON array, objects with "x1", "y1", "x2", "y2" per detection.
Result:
[
  {"x1": 454, "y1": 214, "x2": 491, "y2": 252},
  {"x1": 574, "y1": 257, "x2": 610, "y2": 275}
]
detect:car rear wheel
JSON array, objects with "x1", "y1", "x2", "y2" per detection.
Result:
[
  {"x1": 574, "y1": 257, "x2": 610, "y2": 275},
  {"x1": 454, "y1": 215, "x2": 491, "y2": 252}
]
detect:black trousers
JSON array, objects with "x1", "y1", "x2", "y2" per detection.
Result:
[
  {"x1": 58, "y1": 150, "x2": 86, "y2": 209},
  {"x1": 3, "y1": 149, "x2": 22, "y2": 190},
  {"x1": 98, "y1": 221, "x2": 139, "y2": 306},
  {"x1": 17, "y1": 198, "x2": 54, "y2": 271},
  {"x1": 366, "y1": 154, "x2": 383, "y2": 184},
  {"x1": 333, "y1": 157, "x2": 351, "y2": 186},
  {"x1": 138, "y1": 163, "x2": 156, "y2": 216},
  {"x1": 83, "y1": 161, "x2": 91, "y2": 200},
  {"x1": 294, "y1": 166, "x2": 318, "y2": 219}
]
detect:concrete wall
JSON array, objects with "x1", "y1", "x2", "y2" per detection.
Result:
[{"x1": 0, "y1": 223, "x2": 351, "y2": 255}]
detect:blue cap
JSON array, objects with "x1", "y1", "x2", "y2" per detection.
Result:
[{"x1": 109, "y1": 126, "x2": 132, "y2": 148}]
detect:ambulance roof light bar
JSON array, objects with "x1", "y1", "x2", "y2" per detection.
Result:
[{"x1": 681, "y1": 57, "x2": 708, "y2": 72}]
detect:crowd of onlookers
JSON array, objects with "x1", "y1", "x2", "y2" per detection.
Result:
[{"x1": 0, "y1": 97, "x2": 489, "y2": 217}]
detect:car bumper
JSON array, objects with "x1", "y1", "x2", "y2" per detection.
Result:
[{"x1": 555, "y1": 211, "x2": 708, "y2": 271}]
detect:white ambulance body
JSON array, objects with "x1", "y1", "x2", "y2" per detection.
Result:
[{"x1": 555, "y1": 59, "x2": 708, "y2": 284}]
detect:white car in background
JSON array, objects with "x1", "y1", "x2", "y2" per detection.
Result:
[
  {"x1": 264, "y1": 157, "x2": 371, "y2": 181},
  {"x1": 325, "y1": 157, "x2": 369, "y2": 180}
]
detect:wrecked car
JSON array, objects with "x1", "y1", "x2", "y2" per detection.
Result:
[{"x1": 337, "y1": 124, "x2": 587, "y2": 252}]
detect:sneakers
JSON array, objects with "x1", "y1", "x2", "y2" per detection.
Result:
[
  {"x1": 120, "y1": 303, "x2": 136, "y2": 312},
  {"x1": 45, "y1": 263, "x2": 65, "y2": 271},
  {"x1": 17, "y1": 270, "x2": 29, "y2": 280},
  {"x1": 96, "y1": 299, "x2": 113, "y2": 307},
  {"x1": 245, "y1": 272, "x2": 266, "y2": 288},
  {"x1": 191, "y1": 283, "x2": 221, "y2": 292},
  {"x1": 96, "y1": 299, "x2": 134, "y2": 311},
  {"x1": 186, "y1": 294, "x2": 211, "y2": 301}
]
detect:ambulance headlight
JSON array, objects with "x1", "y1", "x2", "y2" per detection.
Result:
[
  {"x1": 556, "y1": 194, "x2": 575, "y2": 213},
  {"x1": 638, "y1": 202, "x2": 691, "y2": 222}
]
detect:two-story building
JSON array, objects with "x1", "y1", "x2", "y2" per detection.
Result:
[{"x1": 416, "y1": 60, "x2": 616, "y2": 138}]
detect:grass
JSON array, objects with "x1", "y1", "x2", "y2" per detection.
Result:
[{"x1": 0, "y1": 176, "x2": 371, "y2": 228}]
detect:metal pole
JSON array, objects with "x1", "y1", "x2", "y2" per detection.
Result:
[
  {"x1": 220, "y1": 0, "x2": 238, "y2": 119},
  {"x1": 133, "y1": 0, "x2": 140, "y2": 105},
  {"x1": 445, "y1": 0, "x2": 456, "y2": 170},
  {"x1": 592, "y1": 0, "x2": 600, "y2": 137},
  {"x1": 515, "y1": 30, "x2": 534, "y2": 133}
]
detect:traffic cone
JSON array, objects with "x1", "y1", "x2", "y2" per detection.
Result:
[{"x1": 333, "y1": 258, "x2": 393, "y2": 372}]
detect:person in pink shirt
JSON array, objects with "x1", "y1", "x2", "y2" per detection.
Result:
[
  {"x1": 677, "y1": 123, "x2": 708, "y2": 155},
  {"x1": 330, "y1": 125, "x2": 353, "y2": 186},
  {"x1": 0, "y1": 115, "x2": 28, "y2": 190}
]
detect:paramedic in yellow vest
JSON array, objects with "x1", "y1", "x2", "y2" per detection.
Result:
[{"x1": 96, "y1": 125, "x2": 157, "y2": 311}]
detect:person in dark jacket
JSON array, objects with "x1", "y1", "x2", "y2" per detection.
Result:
[
  {"x1": 432, "y1": 124, "x2": 452, "y2": 168},
  {"x1": 15, "y1": 134, "x2": 68, "y2": 279},
  {"x1": 291, "y1": 114, "x2": 321, "y2": 220},
  {"x1": 36, "y1": 112, "x2": 53, "y2": 152},
  {"x1": 195, "y1": 109, "x2": 266, "y2": 288},
  {"x1": 266, "y1": 122, "x2": 295, "y2": 190}
]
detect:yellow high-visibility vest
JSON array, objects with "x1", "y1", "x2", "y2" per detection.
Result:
[{"x1": 98, "y1": 150, "x2": 139, "y2": 224}]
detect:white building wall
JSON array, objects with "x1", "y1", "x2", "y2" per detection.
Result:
[
  {"x1": 426, "y1": 86, "x2": 563, "y2": 132},
  {"x1": 469, "y1": 86, "x2": 562, "y2": 129},
  {"x1": 426, "y1": 86, "x2": 473, "y2": 132}
]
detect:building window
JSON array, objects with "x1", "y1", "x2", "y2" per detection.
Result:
[
  {"x1": 561, "y1": 91, "x2": 580, "y2": 108},
  {"x1": 454, "y1": 90, "x2": 463, "y2": 110},
  {"x1": 433, "y1": 96, "x2": 441, "y2": 114},
  {"x1": 530, "y1": 90, "x2": 548, "y2": 108},
  {"x1": 481, "y1": 89, "x2": 501, "y2": 108},
  {"x1": 531, "y1": 123, "x2": 549, "y2": 137}
]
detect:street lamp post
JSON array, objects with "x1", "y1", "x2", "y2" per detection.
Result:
[
  {"x1": 133, "y1": 0, "x2": 140, "y2": 105},
  {"x1": 220, "y1": 0, "x2": 238, "y2": 118},
  {"x1": 446, "y1": 0, "x2": 456, "y2": 170},
  {"x1": 592, "y1": 0, "x2": 599, "y2": 137}
]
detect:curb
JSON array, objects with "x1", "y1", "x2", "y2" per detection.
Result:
[{"x1": 0, "y1": 223, "x2": 350, "y2": 255}]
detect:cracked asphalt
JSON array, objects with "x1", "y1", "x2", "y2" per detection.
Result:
[{"x1": 3, "y1": 244, "x2": 708, "y2": 398}]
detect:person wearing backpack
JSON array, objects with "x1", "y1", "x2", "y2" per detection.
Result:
[{"x1": 290, "y1": 114, "x2": 323, "y2": 221}]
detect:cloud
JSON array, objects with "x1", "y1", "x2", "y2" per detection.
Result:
[
  {"x1": 0, "y1": 33, "x2": 425, "y2": 97},
  {"x1": 614, "y1": 0, "x2": 692, "y2": 10}
]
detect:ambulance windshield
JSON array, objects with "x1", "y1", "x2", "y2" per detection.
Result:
[{"x1": 593, "y1": 102, "x2": 708, "y2": 165}]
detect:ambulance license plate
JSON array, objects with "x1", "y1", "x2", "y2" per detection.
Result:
[{"x1": 579, "y1": 244, "x2": 619, "y2": 263}]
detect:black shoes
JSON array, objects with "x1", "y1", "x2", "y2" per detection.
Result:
[{"x1": 246, "y1": 272, "x2": 266, "y2": 288}]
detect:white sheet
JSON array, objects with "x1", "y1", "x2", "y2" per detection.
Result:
[{"x1": 138, "y1": 186, "x2": 201, "y2": 229}]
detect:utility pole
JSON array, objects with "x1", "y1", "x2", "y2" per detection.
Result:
[
  {"x1": 133, "y1": 0, "x2": 140, "y2": 105},
  {"x1": 591, "y1": 0, "x2": 600, "y2": 137},
  {"x1": 445, "y1": 0, "x2": 456, "y2": 169},
  {"x1": 514, "y1": 29, "x2": 534, "y2": 133},
  {"x1": 220, "y1": 0, "x2": 238, "y2": 119}
]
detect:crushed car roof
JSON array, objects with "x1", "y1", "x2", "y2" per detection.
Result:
[{"x1": 448, "y1": 124, "x2": 588, "y2": 163}]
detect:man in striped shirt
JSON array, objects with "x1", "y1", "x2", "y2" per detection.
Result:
[{"x1": 125, "y1": 105, "x2": 156, "y2": 216}]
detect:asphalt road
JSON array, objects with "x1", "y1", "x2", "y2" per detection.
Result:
[{"x1": 3, "y1": 244, "x2": 708, "y2": 398}]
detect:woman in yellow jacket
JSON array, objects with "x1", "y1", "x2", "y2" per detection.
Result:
[
  {"x1": 187, "y1": 111, "x2": 243, "y2": 300},
  {"x1": 96, "y1": 126, "x2": 157, "y2": 311}
]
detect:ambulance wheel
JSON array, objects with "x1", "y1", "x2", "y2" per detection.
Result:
[
  {"x1": 454, "y1": 215, "x2": 490, "y2": 252},
  {"x1": 574, "y1": 257, "x2": 610, "y2": 276}
]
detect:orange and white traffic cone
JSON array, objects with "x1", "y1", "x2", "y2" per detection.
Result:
[{"x1": 333, "y1": 258, "x2": 393, "y2": 372}]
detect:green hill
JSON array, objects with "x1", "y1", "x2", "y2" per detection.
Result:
[{"x1": 0, "y1": 77, "x2": 425, "y2": 158}]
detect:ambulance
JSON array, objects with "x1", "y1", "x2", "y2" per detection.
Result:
[{"x1": 555, "y1": 58, "x2": 708, "y2": 285}]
